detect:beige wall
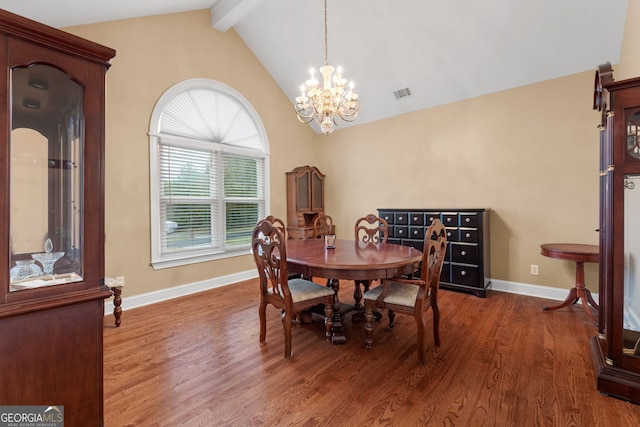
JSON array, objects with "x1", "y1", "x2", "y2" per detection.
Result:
[
  {"x1": 315, "y1": 72, "x2": 601, "y2": 288},
  {"x1": 64, "y1": 7, "x2": 638, "y2": 298},
  {"x1": 617, "y1": 0, "x2": 640, "y2": 79},
  {"x1": 66, "y1": 11, "x2": 318, "y2": 296}
]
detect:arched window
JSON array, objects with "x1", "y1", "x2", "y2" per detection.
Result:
[{"x1": 149, "y1": 79, "x2": 269, "y2": 269}]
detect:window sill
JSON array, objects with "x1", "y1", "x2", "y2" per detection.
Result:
[{"x1": 151, "y1": 248, "x2": 251, "y2": 270}]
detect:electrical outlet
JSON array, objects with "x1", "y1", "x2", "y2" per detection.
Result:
[
  {"x1": 530, "y1": 265, "x2": 539, "y2": 275},
  {"x1": 115, "y1": 276, "x2": 125, "y2": 286}
]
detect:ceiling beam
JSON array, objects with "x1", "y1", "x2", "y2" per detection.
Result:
[{"x1": 209, "y1": 0, "x2": 265, "y2": 33}]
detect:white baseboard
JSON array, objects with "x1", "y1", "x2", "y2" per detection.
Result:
[
  {"x1": 104, "y1": 269, "x2": 258, "y2": 315},
  {"x1": 490, "y1": 279, "x2": 598, "y2": 302},
  {"x1": 104, "y1": 274, "x2": 597, "y2": 318}
]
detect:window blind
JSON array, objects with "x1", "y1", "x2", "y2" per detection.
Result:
[{"x1": 159, "y1": 143, "x2": 218, "y2": 253}]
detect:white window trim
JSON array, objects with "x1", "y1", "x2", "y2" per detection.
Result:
[{"x1": 149, "y1": 79, "x2": 270, "y2": 270}]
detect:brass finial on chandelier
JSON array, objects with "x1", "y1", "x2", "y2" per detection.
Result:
[{"x1": 295, "y1": 0, "x2": 360, "y2": 135}]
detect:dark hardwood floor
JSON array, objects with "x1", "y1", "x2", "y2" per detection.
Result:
[{"x1": 103, "y1": 279, "x2": 640, "y2": 426}]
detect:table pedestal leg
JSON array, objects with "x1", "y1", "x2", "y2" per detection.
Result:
[
  {"x1": 308, "y1": 279, "x2": 346, "y2": 344},
  {"x1": 328, "y1": 278, "x2": 346, "y2": 344},
  {"x1": 542, "y1": 261, "x2": 598, "y2": 323}
]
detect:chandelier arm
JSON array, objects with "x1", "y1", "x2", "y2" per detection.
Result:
[
  {"x1": 296, "y1": 114, "x2": 314, "y2": 124},
  {"x1": 294, "y1": 104, "x2": 316, "y2": 122},
  {"x1": 338, "y1": 112, "x2": 359, "y2": 123}
]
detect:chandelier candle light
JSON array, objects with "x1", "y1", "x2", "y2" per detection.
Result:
[{"x1": 295, "y1": 0, "x2": 360, "y2": 135}]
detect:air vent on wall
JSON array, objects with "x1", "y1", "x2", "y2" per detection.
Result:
[{"x1": 393, "y1": 87, "x2": 412, "y2": 99}]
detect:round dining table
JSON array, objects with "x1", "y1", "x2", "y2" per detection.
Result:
[{"x1": 285, "y1": 238, "x2": 423, "y2": 343}]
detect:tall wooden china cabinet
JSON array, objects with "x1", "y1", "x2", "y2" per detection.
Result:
[
  {"x1": 286, "y1": 166, "x2": 326, "y2": 239},
  {"x1": 0, "y1": 9, "x2": 115, "y2": 425},
  {"x1": 591, "y1": 63, "x2": 640, "y2": 403}
]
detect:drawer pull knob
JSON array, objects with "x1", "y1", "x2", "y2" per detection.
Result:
[
  {"x1": 429, "y1": 217, "x2": 434, "y2": 221},
  {"x1": 465, "y1": 218, "x2": 471, "y2": 223},
  {"x1": 447, "y1": 218, "x2": 452, "y2": 222},
  {"x1": 466, "y1": 233, "x2": 471, "y2": 238},
  {"x1": 399, "y1": 230, "x2": 404, "y2": 234},
  {"x1": 461, "y1": 251, "x2": 466, "y2": 256},
  {"x1": 413, "y1": 216, "x2": 418, "y2": 221},
  {"x1": 461, "y1": 271, "x2": 467, "y2": 276},
  {"x1": 447, "y1": 232, "x2": 452, "y2": 237},
  {"x1": 413, "y1": 230, "x2": 418, "y2": 235}
]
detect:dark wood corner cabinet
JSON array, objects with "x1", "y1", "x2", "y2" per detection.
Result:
[
  {"x1": 590, "y1": 63, "x2": 640, "y2": 403},
  {"x1": 286, "y1": 165, "x2": 326, "y2": 239},
  {"x1": 379, "y1": 208, "x2": 491, "y2": 297},
  {"x1": 0, "y1": 9, "x2": 115, "y2": 425}
]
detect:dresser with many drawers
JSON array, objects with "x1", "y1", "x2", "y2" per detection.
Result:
[{"x1": 378, "y1": 208, "x2": 491, "y2": 297}]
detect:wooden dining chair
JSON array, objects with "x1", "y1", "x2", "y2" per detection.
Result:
[
  {"x1": 353, "y1": 214, "x2": 390, "y2": 308},
  {"x1": 363, "y1": 219, "x2": 447, "y2": 364},
  {"x1": 354, "y1": 213, "x2": 389, "y2": 244},
  {"x1": 313, "y1": 214, "x2": 334, "y2": 238},
  {"x1": 252, "y1": 219, "x2": 335, "y2": 359}
]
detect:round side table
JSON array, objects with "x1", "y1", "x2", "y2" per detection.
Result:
[{"x1": 540, "y1": 243, "x2": 599, "y2": 324}]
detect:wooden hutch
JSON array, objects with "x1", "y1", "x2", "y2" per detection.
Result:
[
  {"x1": 286, "y1": 165, "x2": 326, "y2": 239},
  {"x1": 0, "y1": 9, "x2": 115, "y2": 425}
]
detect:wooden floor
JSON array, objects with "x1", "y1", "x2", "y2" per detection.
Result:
[{"x1": 103, "y1": 279, "x2": 640, "y2": 426}]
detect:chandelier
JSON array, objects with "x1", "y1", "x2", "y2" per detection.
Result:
[{"x1": 295, "y1": 0, "x2": 360, "y2": 135}]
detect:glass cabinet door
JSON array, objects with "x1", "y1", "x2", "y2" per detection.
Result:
[
  {"x1": 623, "y1": 110, "x2": 640, "y2": 357},
  {"x1": 312, "y1": 170, "x2": 323, "y2": 211},
  {"x1": 296, "y1": 171, "x2": 309, "y2": 210},
  {"x1": 9, "y1": 64, "x2": 84, "y2": 291}
]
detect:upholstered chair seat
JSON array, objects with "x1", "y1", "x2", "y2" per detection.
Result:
[
  {"x1": 269, "y1": 278, "x2": 335, "y2": 303},
  {"x1": 363, "y1": 280, "x2": 420, "y2": 308}
]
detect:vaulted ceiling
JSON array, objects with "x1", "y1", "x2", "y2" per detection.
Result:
[{"x1": 0, "y1": 0, "x2": 629, "y2": 133}]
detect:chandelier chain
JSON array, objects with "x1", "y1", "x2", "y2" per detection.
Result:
[{"x1": 324, "y1": 0, "x2": 328, "y2": 66}]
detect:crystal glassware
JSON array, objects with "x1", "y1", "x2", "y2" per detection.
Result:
[
  {"x1": 10, "y1": 259, "x2": 43, "y2": 281},
  {"x1": 31, "y1": 251, "x2": 64, "y2": 275}
]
